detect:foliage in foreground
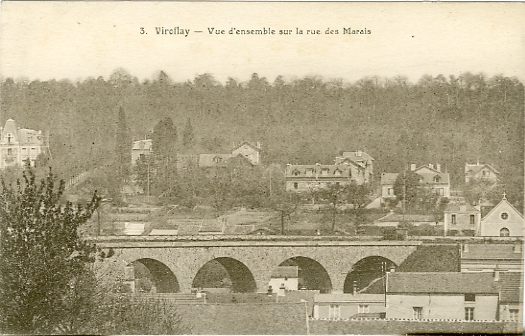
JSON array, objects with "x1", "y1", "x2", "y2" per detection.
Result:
[{"x1": 0, "y1": 169, "x2": 189, "y2": 334}]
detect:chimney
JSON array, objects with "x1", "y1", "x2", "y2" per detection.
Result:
[
  {"x1": 256, "y1": 141, "x2": 261, "y2": 149},
  {"x1": 436, "y1": 163, "x2": 441, "y2": 172},
  {"x1": 278, "y1": 283, "x2": 286, "y2": 296},
  {"x1": 494, "y1": 270, "x2": 500, "y2": 282},
  {"x1": 356, "y1": 150, "x2": 362, "y2": 157},
  {"x1": 429, "y1": 163, "x2": 434, "y2": 170},
  {"x1": 353, "y1": 281, "x2": 357, "y2": 295},
  {"x1": 410, "y1": 164, "x2": 416, "y2": 171},
  {"x1": 267, "y1": 285, "x2": 273, "y2": 296}
]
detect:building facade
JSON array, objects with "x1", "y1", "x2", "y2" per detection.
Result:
[
  {"x1": 334, "y1": 150, "x2": 374, "y2": 183},
  {"x1": 0, "y1": 119, "x2": 44, "y2": 169},
  {"x1": 443, "y1": 204, "x2": 482, "y2": 236},
  {"x1": 380, "y1": 164, "x2": 450, "y2": 204},
  {"x1": 131, "y1": 139, "x2": 153, "y2": 165},
  {"x1": 386, "y1": 272, "x2": 499, "y2": 321},
  {"x1": 480, "y1": 196, "x2": 524, "y2": 237},
  {"x1": 313, "y1": 293, "x2": 385, "y2": 319},
  {"x1": 286, "y1": 150, "x2": 373, "y2": 193},
  {"x1": 465, "y1": 163, "x2": 499, "y2": 184}
]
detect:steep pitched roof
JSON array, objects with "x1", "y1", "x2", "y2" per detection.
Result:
[
  {"x1": 341, "y1": 151, "x2": 374, "y2": 162},
  {"x1": 231, "y1": 141, "x2": 261, "y2": 153},
  {"x1": 481, "y1": 197, "x2": 524, "y2": 221},
  {"x1": 175, "y1": 302, "x2": 307, "y2": 335},
  {"x1": 465, "y1": 163, "x2": 500, "y2": 175},
  {"x1": 387, "y1": 272, "x2": 499, "y2": 294},
  {"x1": 417, "y1": 172, "x2": 450, "y2": 185},
  {"x1": 2, "y1": 119, "x2": 18, "y2": 142},
  {"x1": 375, "y1": 213, "x2": 436, "y2": 223},
  {"x1": 132, "y1": 139, "x2": 153, "y2": 150},
  {"x1": 498, "y1": 272, "x2": 523, "y2": 303},
  {"x1": 285, "y1": 164, "x2": 357, "y2": 178},
  {"x1": 460, "y1": 243, "x2": 523, "y2": 260},
  {"x1": 444, "y1": 203, "x2": 480, "y2": 213}
]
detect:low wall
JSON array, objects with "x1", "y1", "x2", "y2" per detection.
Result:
[{"x1": 310, "y1": 318, "x2": 522, "y2": 334}]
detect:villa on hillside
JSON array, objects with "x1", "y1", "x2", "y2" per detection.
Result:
[
  {"x1": 0, "y1": 119, "x2": 45, "y2": 169},
  {"x1": 285, "y1": 150, "x2": 373, "y2": 192},
  {"x1": 131, "y1": 139, "x2": 153, "y2": 165},
  {"x1": 380, "y1": 163, "x2": 450, "y2": 204},
  {"x1": 465, "y1": 162, "x2": 499, "y2": 184}
]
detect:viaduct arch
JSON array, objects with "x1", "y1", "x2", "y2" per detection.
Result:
[{"x1": 95, "y1": 238, "x2": 420, "y2": 294}]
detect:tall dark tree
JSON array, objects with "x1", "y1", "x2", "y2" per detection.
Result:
[
  {"x1": 0, "y1": 169, "x2": 100, "y2": 334},
  {"x1": 393, "y1": 170, "x2": 422, "y2": 211},
  {"x1": 182, "y1": 117, "x2": 195, "y2": 150},
  {"x1": 151, "y1": 117, "x2": 178, "y2": 197},
  {"x1": 115, "y1": 106, "x2": 131, "y2": 181}
]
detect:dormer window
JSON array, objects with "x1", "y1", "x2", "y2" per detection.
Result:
[
  {"x1": 321, "y1": 168, "x2": 329, "y2": 176},
  {"x1": 334, "y1": 169, "x2": 342, "y2": 176},
  {"x1": 434, "y1": 175, "x2": 441, "y2": 183},
  {"x1": 292, "y1": 169, "x2": 300, "y2": 176},
  {"x1": 6, "y1": 133, "x2": 12, "y2": 144},
  {"x1": 213, "y1": 156, "x2": 223, "y2": 163},
  {"x1": 305, "y1": 169, "x2": 314, "y2": 177}
]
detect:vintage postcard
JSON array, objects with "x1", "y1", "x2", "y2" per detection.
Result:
[{"x1": 0, "y1": 2, "x2": 523, "y2": 335}]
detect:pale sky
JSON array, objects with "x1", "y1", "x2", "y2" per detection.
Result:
[{"x1": 1, "y1": 2, "x2": 524, "y2": 84}]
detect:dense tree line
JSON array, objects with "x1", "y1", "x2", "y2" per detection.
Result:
[{"x1": 1, "y1": 70, "x2": 523, "y2": 205}]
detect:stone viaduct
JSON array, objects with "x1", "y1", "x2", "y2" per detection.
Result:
[{"x1": 94, "y1": 237, "x2": 421, "y2": 294}]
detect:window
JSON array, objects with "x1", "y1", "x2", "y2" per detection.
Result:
[
  {"x1": 464, "y1": 294, "x2": 475, "y2": 302},
  {"x1": 358, "y1": 304, "x2": 369, "y2": 314},
  {"x1": 329, "y1": 304, "x2": 340, "y2": 318},
  {"x1": 294, "y1": 183, "x2": 298, "y2": 190},
  {"x1": 306, "y1": 169, "x2": 314, "y2": 177},
  {"x1": 509, "y1": 309, "x2": 519, "y2": 322},
  {"x1": 413, "y1": 307, "x2": 423, "y2": 320},
  {"x1": 292, "y1": 170, "x2": 300, "y2": 176},
  {"x1": 438, "y1": 188, "x2": 444, "y2": 196},
  {"x1": 334, "y1": 169, "x2": 342, "y2": 176},
  {"x1": 501, "y1": 212, "x2": 509, "y2": 220},
  {"x1": 388, "y1": 188, "x2": 394, "y2": 196},
  {"x1": 434, "y1": 175, "x2": 441, "y2": 183},
  {"x1": 321, "y1": 169, "x2": 329, "y2": 176},
  {"x1": 7, "y1": 148, "x2": 12, "y2": 156},
  {"x1": 451, "y1": 214, "x2": 457, "y2": 225},
  {"x1": 500, "y1": 228, "x2": 510, "y2": 237},
  {"x1": 465, "y1": 307, "x2": 475, "y2": 321},
  {"x1": 470, "y1": 215, "x2": 475, "y2": 225}
]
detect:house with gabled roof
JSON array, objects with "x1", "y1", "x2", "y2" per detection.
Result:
[
  {"x1": 460, "y1": 242, "x2": 523, "y2": 272},
  {"x1": 285, "y1": 163, "x2": 363, "y2": 192},
  {"x1": 0, "y1": 119, "x2": 45, "y2": 169},
  {"x1": 465, "y1": 163, "x2": 499, "y2": 184},
  {"x1": 386, "y1": 272, "x2": 500, "y2": 321},
  {"x1": 380, "y1": 163, "x2": 450, "y2": 204},
  {"x1": 231, "y1": 141, "x2": 261, "y2": 165},
  {"x1": 443, "y1": 203, "x2": 481, "y2": 236},
  {"x1": 131, "y1": 139, "x2": 153, "y2": 165},
  {"x1": 335, "y1": 150, "x2": 374, "y2": 183},
  {"x1": 479, "y1": 194, "x2": 524, "y2": 237},
  {"x1": 498, "y1": 272, "x2": 523, "y2": 323}
]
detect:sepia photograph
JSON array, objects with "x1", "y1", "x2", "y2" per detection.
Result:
[{"x1": 0, "y1": 1, "x2": 524, "y2": 334}]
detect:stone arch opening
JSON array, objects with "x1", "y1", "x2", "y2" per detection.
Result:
[
  {"x1": 344, "y1": 256, "x2": 396, "y2": 293},
  {"x1": 192, "y1": 257, "x2": 256, "y2": 293},
  {"x1": 129, "y1": 258, "x2": 180, "y2": 293},
  {"x1": 273, "y1": 256, "x2": 332, "y2": 293}
]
